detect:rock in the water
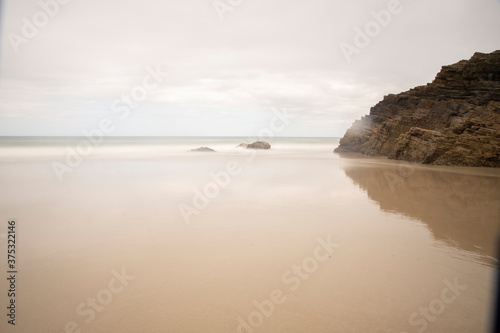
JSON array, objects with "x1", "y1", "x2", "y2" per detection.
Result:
[
  {"x1": 236, "y1": 143, "x2": 248, "y2": 148},
  {"x1": 190, "y1": 147, "x2": 215, "y2": 152},
  {"x1": 335, "y1": 50, "x2": 500, "y2": 167},
  {"x1": 247, "y1": 141, "x2": 271, "y2": 149}
]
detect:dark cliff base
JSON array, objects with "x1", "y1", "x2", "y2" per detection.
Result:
[{"x1": 334, "y1": 51, "x2": 500, "y2": 167}]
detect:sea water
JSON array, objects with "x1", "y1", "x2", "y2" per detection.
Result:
[{"x1": 0, "y1": 136, "x2": 498, "y2": 333}]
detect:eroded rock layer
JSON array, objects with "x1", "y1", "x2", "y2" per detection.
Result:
[{"x1": 335, "y1": 51, "x2": 500, "y2": 167}]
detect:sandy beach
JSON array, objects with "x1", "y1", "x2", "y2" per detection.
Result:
[
  {"x1": 1, "y1": 0, "x2": 499, "y2": 331},
  {"x1": 0, "y1": 137, "x2": 498, "y2": 333}
]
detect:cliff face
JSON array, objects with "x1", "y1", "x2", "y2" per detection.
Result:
[{"x1": 334, "y1": 51, "x2": 500, "y2": 167}]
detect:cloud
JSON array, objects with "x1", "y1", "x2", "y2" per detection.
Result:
[{"x1": 0, "y1": 0, "x2": 499, "y2": 136}]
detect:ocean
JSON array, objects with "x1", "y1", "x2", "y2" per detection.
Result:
[{"x1": 0, "y1": 136, "x2": 498, "y2": 333}]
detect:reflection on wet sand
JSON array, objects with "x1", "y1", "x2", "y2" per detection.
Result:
[{"x1": 340, "y1": 158, "x2": 500, "y2": 262}]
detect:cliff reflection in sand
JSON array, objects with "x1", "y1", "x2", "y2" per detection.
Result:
[{"x1": 340, "y1": 158, "x2": 500, "y2": 261}]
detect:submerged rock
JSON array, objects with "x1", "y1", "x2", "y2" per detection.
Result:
[
  {"x1": 190, "y1": 147, "x2": 216, "y2": 152},
  {"x1": 334, "y1": 50, "x2": 500, "y2": 167},
  {"x1": 236, "y1": 143, "x2": 248, "y2": 148},
  {"x1": 247, "y1": 141, "x2": 271, "y2": 149}
]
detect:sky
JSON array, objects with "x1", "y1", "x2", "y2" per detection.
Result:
[{"x1": 0, "y1": 0, "x2": 499, "y2": 137}]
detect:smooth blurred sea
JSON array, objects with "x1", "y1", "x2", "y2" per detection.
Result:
[
  {"x1": 0, "y1": 135, "x2": 498, "y2": 333},
  {"x1": 0, "y1": 136, "x2": 340, "y2": 160}
]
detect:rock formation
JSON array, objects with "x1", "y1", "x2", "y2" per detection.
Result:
[
  {"x1": 247, "y1": 141, "x2": 271, "y2": 149},
  {"x1": 335, "y1": 50, "x2": 500, "y2": 167},
  {"x1": 190, "y1": 147, "x2": 215, "y2": 152}
]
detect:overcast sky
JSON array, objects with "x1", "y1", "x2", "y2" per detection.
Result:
[{"x1": 0, "y1": 0, "x2": 499, "y2": 137}]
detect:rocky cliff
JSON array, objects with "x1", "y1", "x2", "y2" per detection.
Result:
[{"x1": 334, "y1": 51, "x2": 500, "y2": 167}]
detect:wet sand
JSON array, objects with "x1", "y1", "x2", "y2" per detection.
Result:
[{"x1": 0, "y1": 143, "x2": 499, "y2": 333}]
